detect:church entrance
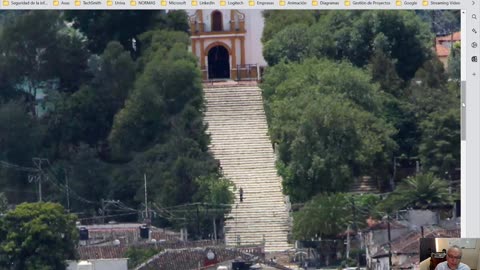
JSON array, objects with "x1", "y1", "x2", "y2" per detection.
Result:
[{"x1": 207, "y1": 45, "x2": 230, "y2": 79}]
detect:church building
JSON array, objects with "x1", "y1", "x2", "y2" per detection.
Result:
[{"x1": 187, "y1": 10, "x2": 267, "y2": 81}]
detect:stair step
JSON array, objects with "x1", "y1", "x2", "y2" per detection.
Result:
[{"x1": 204, "y1": 85, "x2": 291, "y2": 252}]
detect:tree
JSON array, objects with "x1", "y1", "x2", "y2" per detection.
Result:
[
  {"x1": 0, "y1": 202, "x2": 78, "y2": 270},
  {"x1": 194, "y1": 175, "x2": 235, "y2": 207},
  {"x1": 0, "y1": 193, "x2": 8, "y2": 214},
  {"x1": 293, "y1": 193, "x2": 350, "y2": 240},
  {"x1": 263, "y1": 24, "x2": 311, "y2": 66},
  {"x1": 105, "y1": 30, "x2": 224, "y2": 231},
  {"x1": 395, "y1": 57, "x2": 459, "y2": 162},
  {"x1": 108, "y1": 33, "x2": 200, "y2": 154},
  {"x1": 44, "y1": 41, "x2": 135, "y2": 154},
  {"x1": 447, "y1": 41, "x2": 461, "y2": 81},
  {"x1": 419, "y1": 108, "x2": 460, "y2": 179},
  {"x1": 67, "y1": 144, "x2": 112, "y2": 211},
  {"x1": 262, "y1": 10, "x2": 316, "y2": 43},
  {"x1": 407, "y1": 58, "x2": 457, "y2": 120},
  {"x1": 262, "y1": 59, "x2": 397, "y2": 202},
  {"x1": 0, "y1": 101, "x2": 43, "y2": 203},
  {"x1": 293, "y1": 193, "x2": 380, "y2": 240},
  {"x1": 125, "y1": 246, "x2": 160, "y2": 269},
  {"x1": 368, "y1": 49, "x2": 404, "y2": 98},
  {"x1": 377, "y1": 173, "x2": 453, "y2": 212},
  {"x1": 416, "y1": 10, "x2": 460, "y2": 35},
  {"x1": 262, "y1": 11, "x2": 433, "y2": 81},
  {"x1": 64, "y1": 10, "x2": 189, "y2": 54},
  {"x1": 309, "y1": 11, "x2": 433, "y2": 80},
  {"x1": 0, "y1": 11, "x2": 90, "y2": 113}
]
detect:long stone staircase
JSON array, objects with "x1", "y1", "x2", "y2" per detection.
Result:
[{"x1": 203, "y1": 83, "x2": 291, "y2": 252}]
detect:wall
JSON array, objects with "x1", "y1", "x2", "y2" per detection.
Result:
[
  {"x1": 371, "y1": 228, "x2": 410, "y2": 246},
  {"x1": 67, "y1": 259, "x2": 128, "y2": 270},
  {"x1": 436, "y1": 238, "x2": 480, "y2": 270},
  {"x1": 242, "y1": 9, "x2": 267, "y2": 67},
  {"x1": 407, "y1": 210, "x2": 439, "y2": 227}
]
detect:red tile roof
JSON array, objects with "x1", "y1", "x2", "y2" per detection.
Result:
[
  {"x1": 77, "y1": 240, "x2": 222, "y2": 260},
  {"x1": 77, "y1": 245, "x2": 129, "y2": 260},
  {"x1": 435, "y1": 31, "x2": 461, "y2": 58}
]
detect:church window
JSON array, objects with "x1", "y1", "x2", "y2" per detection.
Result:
[{"x1": 211, "y1": 11, "x2": 223, "y2": 31}]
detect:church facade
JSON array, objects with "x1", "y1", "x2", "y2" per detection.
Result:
[{"x1": 187, "y1": 10, "x2": 267, "y2": 81}]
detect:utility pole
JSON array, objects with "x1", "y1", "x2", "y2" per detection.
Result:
[
  {"x1": 351, "y1": 198, "x2": 360, "y2": 266},
  {"x1": 144, "y1": 173, "x2": 148, "y2": 221},
  {"x1": 346, "y1": 224, "x2": 351, "y2": 260},
  {"x1": 196, "y1": 204, "x2": 200, "y2": 238},
  {"x1": 213, "y1": 218, "x2": 217, "y2": 241},
  {"x1": 101, "y1": 199, "x2": 105, "y2": 224},
  {"x1": 65, "y1": 168, "x2": 70, "y2": 211},
  {"x1": 32, "y1": 158, "x2": 47, "y2": 202},
  {"x1": 388, "y1": 215, "x2": 392, "y2": 268}
]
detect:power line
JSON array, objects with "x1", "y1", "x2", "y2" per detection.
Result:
[
  {"x1": 0, "y1": 160, "x2": 39, "y2": 173},
  {"x1": 43, "y1": 165, "x2": 97, "y2": 205},
  {"x1": 77, "y1": 211, "x2": 138, "y2": 221}
]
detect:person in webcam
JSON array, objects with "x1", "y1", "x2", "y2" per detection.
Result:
[{"x1": 435, "y1": 245, "x2": 470, "y2": 270}]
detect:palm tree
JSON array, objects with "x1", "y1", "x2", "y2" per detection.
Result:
[{"x1": 380, "y1": 173, "x2": 453, "y2": 211}]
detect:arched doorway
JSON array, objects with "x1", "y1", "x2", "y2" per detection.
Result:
[{"x1": 208, "y1": 45, "x2": 230, "y2": 79}]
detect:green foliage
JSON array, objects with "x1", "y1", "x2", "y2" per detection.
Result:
[
  {"x1": 262, "y1": 10, "x2": 316, "y2": 43},
  {"x1": 104, "y1": 30, "x2": 227, "y2": 235},
  {"x1": 109, "y1": 37, "x2": 200, "y2": 154},
  {"x1": 448, "y1": 42, "x2": 461, "y2": 81},
  {"x1": 0, "y1": 101, "x2": 43, "y2": 203},
  {"x1": 0, "y1": 11, "x2": 90, "y2": 102},
  {"x1": 263, "y1": 10, "x2": 433, "y2": 81},
  {"x1": 407, "y1": 58, "x2": 457, "y2": 119},
  {"x1": 293, "y1": 193, "x2": 380, "y2": 239},
  {"x1": 395, "y1": 57, "x2": 459, "y2": 162},
  {"x1": 136, "y1": 29, "x2": 191, "y2": 73},
  {"x1": 0, "y1": 202, "x2": 78, "y2": 270},
  {"x1": 0, "y1": 11, "x2": 227, "y2": 239},
  {"x1": 377, "y1": 173, "x2": 453, "y2": 212},
  {"x1": 45, "y1": 41, "x2": 135, "y2": 150},
  {"x1": 0, "y1": 101, "x2": 42, "y2": 164},
  {"x1": 262, "y1": 59, "x2": 397, "y2": 202},
  {"x1": 263, "y1": 24, "x2": 310, "y2": 66},
  {"x1": 68, "y1": 144, "x2": 112, "y2": 207},
  {"x1": 194, "y1": 175, "x2": 235, "y2": 206},
  {"x1": 64, "y1": 11, "x2": 189, "y2": 54},
  {"x1": 419, "y1": 108, "x2": 460, "y2": 178},
  {"x1": 416, "y1": 10, "x2": 460, "y2": 35},
  {"x1": 368, "y1": 50, "x2": 404, "y2": 97},
  {"x1": 125, "y1": 246, "x2": 160, "y2": 269},
  {"x1": 293, "y1": 193, "x2": 350, "y2": 239},
  {"x1": 283, "y1": 10, "x2": 459, "y2": 166},
  {"x1": 0, "y1": 193, "x2": 8, "y2": 214}
]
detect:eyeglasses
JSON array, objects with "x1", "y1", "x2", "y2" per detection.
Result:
[{"x1": 447, "y1": 254, "x2": 462, "y2": 260}]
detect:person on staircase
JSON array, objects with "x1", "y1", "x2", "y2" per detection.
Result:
[{"x1": 239, "y1": 188, "x2": 244, "y2": 203}]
